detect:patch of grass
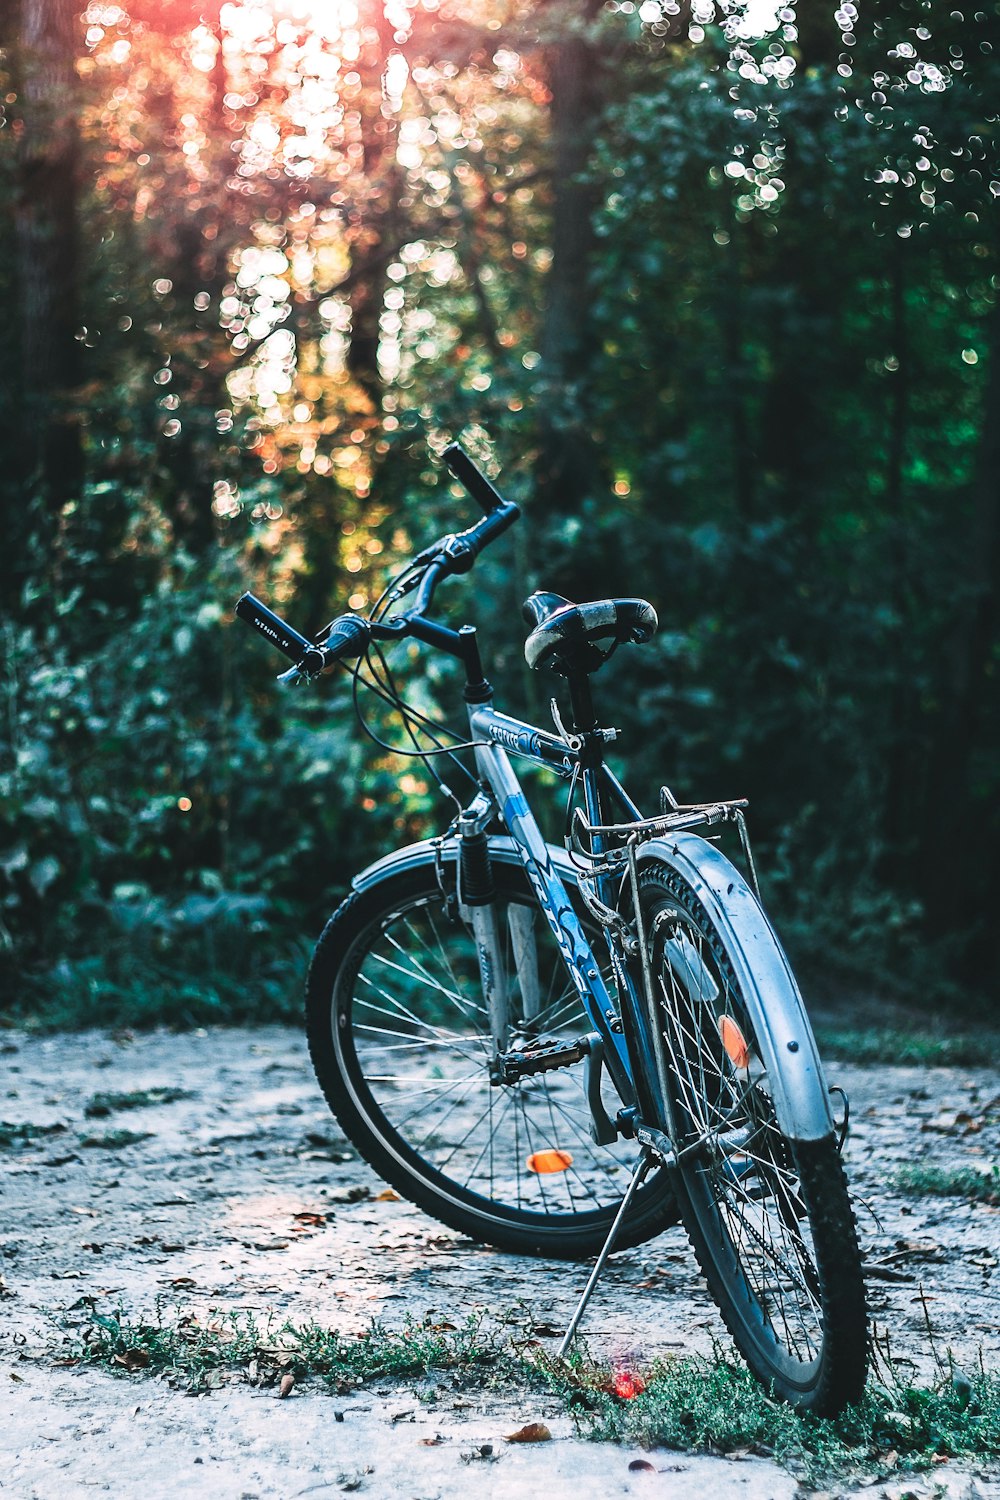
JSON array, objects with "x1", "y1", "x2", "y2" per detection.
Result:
[
  {"x1": 0, "y1": 1119, "x2": 66, "y2": 1150},
  {"x1": 893, "y1": 1162, "x2": 1000, "y2": 1205},
  {"x1": 814, "y1": 1026, "x2": 994, "y2": 1068},
  {"x1": 538, "y1": 1348, "x2": 1000, "y2": 1485},
  {"x1": 64, "y1": 1306, "x2": 1000, "y2": 1485},
  {"x1": 78, "y1": 1129, "x2": 154, "y2": 1150},
  {"x1": 70, "y1": 1306, "x2": 506, "y2": 1395},
  {"x1": 84, "y1": 1088, "x2": 189, "y2": 1118}
]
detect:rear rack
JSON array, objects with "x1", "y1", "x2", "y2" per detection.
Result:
[{"x1": 568, "y1": 785, "x2": 760, "y2": 902}]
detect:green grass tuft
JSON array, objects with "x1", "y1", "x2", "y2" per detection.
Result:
[
  {"x1": 78, "y1": 1129, "x2": 154, "y2": 1150},
  {"x1": 71, "y1": 1306, "x2": 505, "y2": 1396},
  {"x1": 814, "y1": 1026, "x2": 994, "y2": 1068},
  {"x1": 84, "y1": 1088, "x2": 190, "y2": 1118},
  {"x1": 537, "y1": 1348, "x2": 1000, "y2": 1484},
  {"x1": 0, "y1": 1119, "x2": 66, "y2": 1150},
  {"x1": 893, "y1": 1162, "x2": 1000, "y2": 1205}
]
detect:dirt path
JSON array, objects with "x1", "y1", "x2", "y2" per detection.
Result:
[{"x1": 2, "y1": 1026, "x2": 999, "y2": 1498}]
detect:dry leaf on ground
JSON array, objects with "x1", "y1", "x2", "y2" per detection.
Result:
[{"x1": 504, "y1": 1422, "x2": 551, "y2": 1443}]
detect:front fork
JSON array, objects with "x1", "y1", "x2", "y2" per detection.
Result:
[
  {"x1": 455, "y1": 787, "x2": 634, "y2": 1147},
  {"x1": 456, "y1": 790, "x2": 510, "y2": 1051}
]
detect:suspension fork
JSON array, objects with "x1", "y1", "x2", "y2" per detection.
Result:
[{"x1": 456, "y1": 789, "x2": 510, "y2": 1051}]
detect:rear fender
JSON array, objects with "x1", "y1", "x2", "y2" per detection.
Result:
[{"x1": 638, "y1": 834, "x2": 833, "y2": 1143}]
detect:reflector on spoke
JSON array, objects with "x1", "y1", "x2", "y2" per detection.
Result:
[
  {"x1": 527, "y1": 1149, "x2": 574, "y2": 1174},
  {"x1": 719, "y1": 1014, "x2": 752, "y2": 1070}
]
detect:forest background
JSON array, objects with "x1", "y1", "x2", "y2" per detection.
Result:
[{"x1": 1, "y1": 0, "x2": 998, "y2": 1028}]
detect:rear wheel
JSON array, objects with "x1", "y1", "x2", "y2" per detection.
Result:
[
  {"x1": 306, "y1": 849, "x2": 678, "y2": 1258},
  {"x1": 638, "y1": 856, "x2": 867, "y2": 1414}
]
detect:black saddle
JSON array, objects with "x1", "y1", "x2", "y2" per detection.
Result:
[{"x1": 522, "y1": 591, "x2": 658, "y2": 675}]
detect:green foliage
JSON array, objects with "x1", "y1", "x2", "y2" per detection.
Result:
[{"x1": 0, "y1": 547, "x2": 401, "y2": 1027}]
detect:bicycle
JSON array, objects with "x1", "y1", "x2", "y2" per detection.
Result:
[{"x1": 235, "y1": 441, "x2": 868, "y2": 1415}]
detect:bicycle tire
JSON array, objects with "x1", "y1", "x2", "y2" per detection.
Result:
[
  {"x1": 634, "y1": 842, "x2": 867, "y2": 1414},
  {"x1": 306, "y1": 841, "x2": 678, "y2": 1259}
]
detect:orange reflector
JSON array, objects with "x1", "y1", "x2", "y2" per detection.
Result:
[
  {"x1": 527, "y1": 1149, "x2": 574, "y2": 1175},
  {"x1": 719, "y1": 1014, "x2": 752, "y2": 1069},
  {"x1": 613, "y1": 1370, "x2": 646, "y2": 1400}
]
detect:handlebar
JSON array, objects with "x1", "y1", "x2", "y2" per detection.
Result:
[
  {"x1": 235, "y1": 441, "x2": 518, "y2": 679},
  {"x1": 236, "y1": 593, "x2": 370, "y2": 674},
  {"x1": 442, "y1": 441, "x2": 506, "y2": 515}
]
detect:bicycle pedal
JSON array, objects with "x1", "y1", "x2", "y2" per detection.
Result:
[{"x1": 490, "y1": 1035, "x2": 588, "y2": 1084}]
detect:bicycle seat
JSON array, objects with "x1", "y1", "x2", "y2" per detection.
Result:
[{"x1": 522, "y1": 591, "x2": 658, "y2": 675}]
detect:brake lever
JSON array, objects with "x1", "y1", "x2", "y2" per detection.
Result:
[{"x1": 276, "y1": 663, "x2": 312, "y2": 686}]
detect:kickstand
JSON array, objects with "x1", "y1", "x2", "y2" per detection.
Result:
[{"x1": 557, "y1": 1152, "x2": 653, "y2": 1359}]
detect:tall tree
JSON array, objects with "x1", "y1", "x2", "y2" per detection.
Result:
[{"x1": 14, "y1": 0, "x2": 84, "y2": 550}]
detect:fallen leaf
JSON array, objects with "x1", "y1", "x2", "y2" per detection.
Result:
[
  {"x1": 113, "y1": 1348, "x2": 151, "y2": 1371},
  {"x1": 292, "y1": 1212, "x2": 327, "y2": 1228},
  {"x1": 504, "y1": 1422, "x2": 551, "y2": 1443},
  {"x1": 9, "y1": 1371, "x2": 24, "y2": 1383},
  {"x1": 418, "y1": 1436, "x2": 445, "y2": 1447},
  {"x1": 374, "y1": 1189, "x2": 401, "y2": 1201},
  {"x1": 279, "y1": 1373, "x2": 295, "y2": 1399}
]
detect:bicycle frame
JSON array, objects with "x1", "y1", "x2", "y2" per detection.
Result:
[{"x1": 465, "y1": 699, "x2": 660, "y2": 1117}]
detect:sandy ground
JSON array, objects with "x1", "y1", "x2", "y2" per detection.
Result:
[{"x1": 1, "y1": 1025, "x2": 999, "y2": 1499}]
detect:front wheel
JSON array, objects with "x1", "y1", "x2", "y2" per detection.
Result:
[
  {"x1": 306, "y1": 842, "x2": 678, "y2": 1259},
  {"x1": 636, "y1": 844, "x2": 868, "y2": 1415}
]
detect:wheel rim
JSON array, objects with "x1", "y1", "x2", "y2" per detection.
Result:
[
  {"x1": 334, "y1": 890, "x2": 647, "y2": 1225},
  {"x1": 651, "y1": 886, "x2": 828, "y2": 1379}
]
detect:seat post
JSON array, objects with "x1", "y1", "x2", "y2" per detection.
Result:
[{"x1": 566, "y1": 668, "x2": 598, "y2": 735}]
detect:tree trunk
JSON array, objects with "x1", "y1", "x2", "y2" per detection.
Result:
[
  {"x1": 14, "y1": 0, "x2": 83, "y2": 517},
  {"x1": 345, "y1": 4, "x2": 404, "y2": 413},
  {"x1": 534, "y1": 0, "x2": 607, "y2": 520},
  {"x1": 916, "y1": 278, "x2": 1000, "y2": 977}
]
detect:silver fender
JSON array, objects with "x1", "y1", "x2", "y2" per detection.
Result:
[
  {"x1": 351, "y1": 834, "x2": 580, "y2": 893},
  {"x1": 637, "y1": 834, "x2": 834, "y2": 1143}
]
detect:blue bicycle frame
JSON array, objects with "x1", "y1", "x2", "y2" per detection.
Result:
[{"x1": 465, "y1": 699, "x2": 655, "y2": 1111}]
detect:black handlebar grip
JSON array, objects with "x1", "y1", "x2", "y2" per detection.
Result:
[
  {"x1": 441, "y1": 442, "x2": 507, "y2": 515},
  {"x1": 236, "y1": 593, "x2": 320, "y2": 666},
  {"x1": 317, "y1": 614, "x2": 371, "y2": 664}
]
